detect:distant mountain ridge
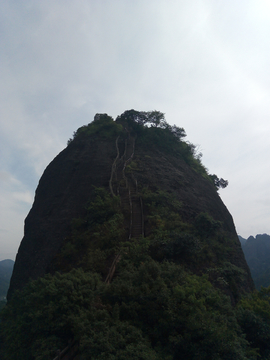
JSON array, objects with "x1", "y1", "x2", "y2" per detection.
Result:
[
  {"x1": 239, "y1": 234, "x2": 270, "y2": 289},
  {"x1": 0, "y1": 259, "x2": 14, "y2": 300}
]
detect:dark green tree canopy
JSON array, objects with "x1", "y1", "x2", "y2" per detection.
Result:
[
  {"x1": 209, "y1": 174, "x2": 229, "y2": 190},
  {"x1": 116, "y1": 109, "x2": 186, "y2": 141}
]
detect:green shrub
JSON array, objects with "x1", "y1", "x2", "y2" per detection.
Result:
[
  {"x1": 0, "y1": 269, "x2": 103, "y2": 360},
  {"x1": 237, "y1": 287, "x2": 270, "y2": 359},
  {"x1": 194, "y1": 212, "x2": 222, "y2": 237},
  {"x1": 67, "y1": 114, "x2": 123, "y2": 144}
]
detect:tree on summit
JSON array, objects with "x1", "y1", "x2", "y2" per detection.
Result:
[
  {"x1": 209, "y1": 174, "x2": 229, "y2": 190},
  {"x1": 116, "y1": 109, "x2": 186, "y2": 141}
]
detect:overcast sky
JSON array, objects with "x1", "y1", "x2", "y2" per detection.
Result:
[{"x1": 1, "y1": 0, "x2": 270, "y2": 260}]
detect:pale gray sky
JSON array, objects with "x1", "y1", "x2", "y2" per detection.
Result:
[{"x1": 1, "y1": 0, "x2": 270, "y2": 259}]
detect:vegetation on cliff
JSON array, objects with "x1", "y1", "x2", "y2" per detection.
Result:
[{"x1": 1, "y1": 111, "x2": 261, "y2": 359}]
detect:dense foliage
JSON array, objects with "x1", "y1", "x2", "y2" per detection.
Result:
[
  {"x1": 0, "y1": 266, "x2": 248, "y2": 359},
  {"x1": 236, "y1": 287, "x2": 270, "y2": 359},
  {"x1": 2, "y1": 260, "x2": 270, "y2": 359}
]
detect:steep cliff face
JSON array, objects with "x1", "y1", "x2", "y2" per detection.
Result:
[
  {"x1": 9, "y1": 131, "x2": 117, "y2": 297},
  {"x1": 8, "y1": 111, "x2": 254, "y2": 300}
]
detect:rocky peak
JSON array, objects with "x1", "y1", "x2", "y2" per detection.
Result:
[{"x1": 8, "y1": 111, "x2": 254, "y2": 301}]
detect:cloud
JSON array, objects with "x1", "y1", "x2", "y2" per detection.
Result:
[
  {"x1": 0, "y1": 171, "x2": 20, "y2": 185},
  {"x1": 12, "y1": 191, "x2": 33, "y2": 205}
]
